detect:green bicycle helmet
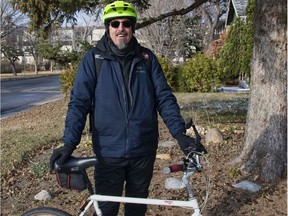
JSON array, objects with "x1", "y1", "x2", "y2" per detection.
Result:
[{"x1": 102, "y1": 1, "x2": 137, "y2": 24}]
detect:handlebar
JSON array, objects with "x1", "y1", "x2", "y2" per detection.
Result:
[
  {"x1": 162, "y1": 151, "x2": 209, "y2": 211},
  {"x1": 163, "y1": 164, "x2": 185, "y2": 174},
  {"x1": 163, "y1": 153, "x2": 204, "y2": 174}
]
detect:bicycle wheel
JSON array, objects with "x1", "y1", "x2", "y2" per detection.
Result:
[{"x1": 21, "y1": 207, "x2": 72, "y2": 216}]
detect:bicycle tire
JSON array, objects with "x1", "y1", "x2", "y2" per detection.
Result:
[{"x1": 21, "y1": 207, "x2": 72, "y2": 216}]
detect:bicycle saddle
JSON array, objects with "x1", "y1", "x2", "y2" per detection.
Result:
[{"x1": 54, "y1": 156, "x2": 98, "y2": 173}]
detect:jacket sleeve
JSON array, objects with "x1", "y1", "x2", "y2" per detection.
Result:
[
  {"x1": 62, "y1": 49, "x2": 97, "y2": 148},
  {"x1": 149, "y1": 52, "x2": 186, "y2": 137}
]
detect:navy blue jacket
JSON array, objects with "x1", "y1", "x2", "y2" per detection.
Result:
[{"x1": 63, "y1": 35, "x2": 185, "y2": 158}]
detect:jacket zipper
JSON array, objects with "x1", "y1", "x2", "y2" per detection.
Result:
[
  {"x1": 121, "y1": 58, "x2": 143, "y2": 157},
  {"x1": 119, "y1": 60, "x2": 130, "y2": 157}
]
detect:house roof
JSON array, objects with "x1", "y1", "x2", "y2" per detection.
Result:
[
  {"x1": 225, "y1": 0, "x2": 248, "y2": 26},
  {"x1": 231, "y1": 0, "x2": 248, "y2": 17}
]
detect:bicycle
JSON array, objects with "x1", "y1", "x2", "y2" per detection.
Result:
[{"x1": 22, "y1": 120, "x2": 210, "y2": 216}]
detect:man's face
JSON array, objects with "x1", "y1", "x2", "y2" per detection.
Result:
[{"x1": 108, "y1": 18, "x2": 133, "y2": 49}]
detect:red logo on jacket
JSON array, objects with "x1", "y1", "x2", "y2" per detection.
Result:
[{"x1": 142, "y1": 52, "x2": 149, "y2": 60}]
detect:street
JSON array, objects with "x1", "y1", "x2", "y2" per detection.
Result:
[{"x1": 1, "y1": 75, "x2": 63, "y2": 118}]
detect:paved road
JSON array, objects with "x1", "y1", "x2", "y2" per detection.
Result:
[{"x1": 1, "y1": 75, "x2": 63, "y2": 118}]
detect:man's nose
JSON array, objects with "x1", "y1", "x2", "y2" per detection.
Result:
[{"x1": 118, "y1": 23, "x2": 125, "y2": 30}]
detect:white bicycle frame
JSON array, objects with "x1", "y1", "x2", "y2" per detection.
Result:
[
  {"x1": 81, "y1": 195, "x2": 201, "y2": 216},
  {"x1": 52, "y1": 147, "x2": 208, "y2": 216},
  {"x1": 79, "y1": 171, "x2": 202, "y2": 216}
]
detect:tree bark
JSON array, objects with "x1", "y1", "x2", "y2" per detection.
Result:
[
  {"x1": 34, "y1": 55, "x2": 39, "y2": 74},
  {"x1": 11, "y1": 63, "x2": 17, "y2": 76},
  {"x1": 233, "y1": 0, "x2": 287, "y2": 182}
]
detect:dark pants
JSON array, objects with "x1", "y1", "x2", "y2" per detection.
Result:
[{"x1": 94, "y1": 154, "x2": 156, "y2": 216}]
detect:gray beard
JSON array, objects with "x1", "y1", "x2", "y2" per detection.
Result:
[{"x1": 117, "y1": 41, "x2": 127, "y2": 50}]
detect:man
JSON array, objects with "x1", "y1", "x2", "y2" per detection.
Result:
[{"x1": 50, "y1": 1, "x2": 206, "y2": 216}]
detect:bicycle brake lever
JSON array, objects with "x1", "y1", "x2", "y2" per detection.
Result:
[
  {"x1": 185, "y1": 153, "x2": 203, "y2": 172},
  {"x1": 185, "y1": 118, "x2": 202, "y2": 144}
]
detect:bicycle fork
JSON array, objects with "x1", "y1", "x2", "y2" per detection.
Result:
[{"x1": 182, "y1": 171, "x2": 202, "y2": 216}]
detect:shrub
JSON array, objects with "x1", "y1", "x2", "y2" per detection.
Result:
[
  {"x1": 157, "y1": 56, "x2": 177, "y2": 91},
  {"x1": 217, "y1": 0, "x2": 254, "y2": 84},
  {"x1": 178, "y1": 53, "x2": 219, "y2": 92},
  {"x1": 59, "y1": 67, "x2": 76, "y2": 98},
  {"x1": 58, "y1": 41, "x2": 93, "y2": 97},
  {"x1": 1, "y1": 61, "x2": 23, "y2": 74}
]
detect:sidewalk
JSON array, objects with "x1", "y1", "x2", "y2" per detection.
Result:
[{"x1": 0, "y1": 70, "x2": 62, "y2": 81}]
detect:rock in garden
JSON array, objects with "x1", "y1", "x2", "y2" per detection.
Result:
[
  {"x1": 34, "y1": 190, "x2": 51, "y2": 201},
  {"x1": 165, "y1": 177, "x2": 185, "y2": 190},
  {"x1": 233, "y1": 180, "x2": 261, "y2": 192},
  {"x1": 205, "y1": 128, "x2": 223, "y2": 144}
]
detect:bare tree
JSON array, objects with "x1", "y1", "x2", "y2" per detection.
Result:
[
  {"x1": 137, "y1": 0, "x2": 212, "y2": 61},
  {"x1": 22, "y1": 31, "x2": 40, "y2": 74},
  {"x1": 137, "y1": 0, "x2": 227, "y2": 60},
  {"x1": 62, "y1": 11, "x2": 102, "y2": 51},
  {"x1": 135, "y1": 0, "x2": 209, "y2": 29},
  {"x1": 198, "y1": 0, "x2": 227, "y2": 50},
  {"x1": 231, "y1": 0, "x2": 287, "y2": 182},
  {"x1": 137, "y1": 0, "x2": 187, "y2": 59},
  {"x1": 1, "y1": 0, "x2": 27, "y2": 75}
]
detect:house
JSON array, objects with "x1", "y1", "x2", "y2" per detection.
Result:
[
  {"x1": 208, "y1": 0, "x2": 248, "y2": 58},
  {"x1": 225, "y1": 0, "x2": 248, "y2": 26}
]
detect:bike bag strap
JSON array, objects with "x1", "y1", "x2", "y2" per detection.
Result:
[
  {"x1": 54, "y1": 156, "x2": 98, "y2": 173},
  {"x1": 56, "y1": 171, "x2": 88, "y2": 191}
]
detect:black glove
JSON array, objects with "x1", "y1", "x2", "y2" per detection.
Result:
[
  {"x1": 49, "y1": 145, "x2": 74, "y2": 172},
  {"x1": 175, "y1": 133, "x2": 207, "y2": 155}
]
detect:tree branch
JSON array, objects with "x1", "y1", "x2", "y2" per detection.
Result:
[{"x1": 135, "y1": 0, "x2": 209, "y2": 29}]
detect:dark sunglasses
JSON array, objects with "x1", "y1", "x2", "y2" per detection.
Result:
[{"x1": 110, "y1": 20, "x2": 132, "y2": 28}]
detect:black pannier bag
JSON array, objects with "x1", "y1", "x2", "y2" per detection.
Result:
[{"x1": 55, "y1": 170, "x2": 88, "y2": 192}]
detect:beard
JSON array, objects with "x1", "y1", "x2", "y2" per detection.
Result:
[{"x1": 117, "y1": 41, "x2": 127, "y2": 50}]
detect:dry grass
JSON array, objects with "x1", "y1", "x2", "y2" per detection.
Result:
[{"x1": 1, "y1": 99, "x2": 68, "y2": 177}]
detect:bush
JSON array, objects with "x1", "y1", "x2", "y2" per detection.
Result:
[
  {"x1": 59, "y1": 67, "x2": 76, "y2": 98},
  {"x1": 1, "y1": 61, "x2": 23, "y2": 74},
  {"x1": 157, "y1": 56, "x2": 177, "y2": 91},
  {"x1": 178, "y1": 53, "x2": 219, "y2": 92},
  {"x1": 217, "y1": 0, "x2": 254, "y2": 83}
]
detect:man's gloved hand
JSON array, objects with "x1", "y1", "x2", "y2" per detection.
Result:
[
  {"x1": 49, "y1": 145, "x2": 74, "y2": 172},
  {"x1": 175, "y1": 133, "x2": 207, "y2": 155}
]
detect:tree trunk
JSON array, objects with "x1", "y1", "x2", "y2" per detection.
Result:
[
  {"x1": 34, "y1": 60, "x2": 38, "y2": 74},
  {"x1": 50, "y1": 61, "x2": 54, "y2": 73},
  {"x1": 233, "y1": 0, "x2": 287, "y2": 182},
  {"x1": 11, "y1": 62, "x2": 17, "y2": 76}
]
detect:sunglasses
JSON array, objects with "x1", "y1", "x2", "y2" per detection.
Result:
[{"x1": 110, "y1": 20, "x2": 132, "y2": 28}]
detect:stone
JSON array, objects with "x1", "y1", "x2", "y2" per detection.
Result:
[
  {"x1": 205, "y1": 128, "x2": 223, "y2": 144},
  {"x1": 233, "y1": 180, "x2": 261, "y2": 192},
  {"x1": 165, "y1": 177, "x2": 185, "y2": 190},
  {"x1": 34, "y1": 190, "x2": 51, "y2": 201}
]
